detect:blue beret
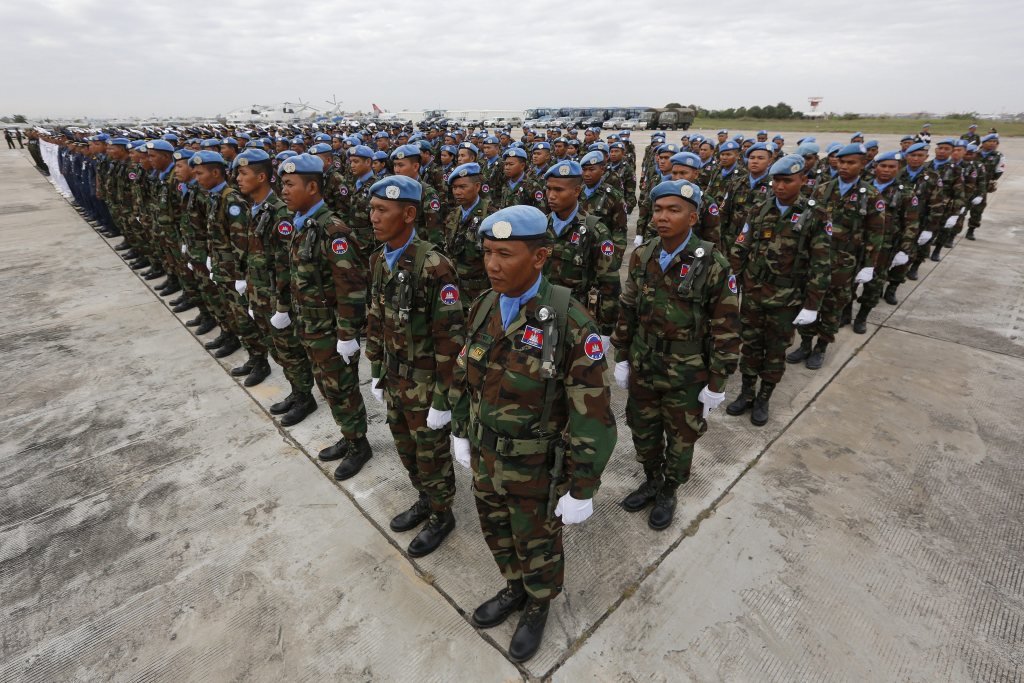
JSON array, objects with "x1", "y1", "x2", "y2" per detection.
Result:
[
  {"x1": 236, "y1": 132, "x2": 251, "y2": 141},
  {"x1": 650, "y1": 179, "x2": 702, "y2": 209},
  {"x1": 851, "y1": 131, "x2": 864, "y2": 139},
  {"x1": 656, "y1": 143, "x2": 681, "y2": 155},
  {"x1": 935, "y1": 137, "x2": 955, "y2": 146},
  {"x1": 189, "y1": 150, "x2": 226, "y2": 167},
  {"x1": 349, "y1": 144, "x2": 374, "y2": 159},
  {"x1": 278, "y1": 153, "x2": 324, "y2": 175},
  {"x1": 826, "y1": 142, "x2": 842, "y2": 155},
  {"x1": 345, "y1": 135, "x2": 362, "y2": 145},
  {"x1": 509, "y1": 141, "x2": 524, "y2": 149},
  {"x1": 690, "y1": 134, "x2": 705, "y2": 143},
  {"x1": 905, "y1": 142, "x2": 928, "y2": 154},
  {"x1": 797, "y1": 136, "x2": 816, "y2": 144},
  {"x1": 619, "y1": 130, "x2": 631, "y2": 137},
  {"x1": 440, "y1": 144, "x2": 457, "y2": 155},
  {"x1": 369, "y1": 175, "x2": 422, "y2": 202},
  {"x1": 130, "y1": 140, "x2": 148, "y2": 151},
  {"x1": 864, "y1": 140, "x2": 879, "y2": 149},
  {"x1": 531, "y1": 142, "x2": 552, "y2": 151},
  {"x1": 93, "y1": 133, "x2": 111, "y2": 142},
  {"x1": 162, "y1": 134, "x2": 180, "y2": 143},
  {"x1": 554, "y1": 137, "x2": 569, "y2": 144},
  {"x1": 290, "y1": 137, "x2": 304, "y2": 145},
  {"x1": 222, "y1": 137, "x2": 238, "y2": 147},
  {"x1": 609, "y1": 142, "x2": 625, "y2": 150},
  {"x1": 669, "y1": 151, "x2": 701, "y2": 169},
  {"x1": 981, "y1": 133, "x2": 998, "y2": 142},
  {"x1": 458, "y1": 142, "x2": 479, "y2": 155},
  {"x1": 588, "y1": 142, "x2": 610, "y2": 154},
  {"x1": 768, "y1": 154, "x2": 807, "y2": 176},
  {"x1": 470, "y1": 131, "x2": 484, "y2": 139},
  {"x1": 586, "y1": 127, "x2": 601, "y2": 134},
  {"x1": 372, "y1": 151, "x2": 388, "y2": 161},
  {"x1": 744, "y1": 142, "x2": 775, "y2": 157},
  {"x1": 479, "y1": 205, "x2": 548, "y2": 241},
  {"x1": 482, "y1": 136, "x2": 500, "y2": 145},
  {"x1": 922, "y1": 123, "x2": 931, "y2": 128},
  {"x1": 757, "y1": 130, "x2": 767, "y2": 135},
  {"x1": 836, "y1": 143, "x2": 867, "y2": 157},
  {"x1": 308, "y1": 143, "x2": 332, "y2": 155},
  {"x1": 503, "y1": 147, "x2": 528, "y2": 160},
  {"x1": 968, "y1": 124, "x2": 978, "y2": 129},
  {"x1": 900, "y1": 135, "x2": 915, "y2": 142},
  {"x1": 953, "y1": 139, "x2": 966, "y2": 148},
  {"x1": 200, "y1": 138, "x2": 222, "y2": 149},
  {"x1": 173, "y1": 148, "x2": 195, "y2": 161},
  {"x1": 606, "y1": 134, "x2": 620, "y2": 142},
  {"x1": 373, "y1": 131, "x2": 390, "y2": 139},
  {"x1": 109, "y1": 137, "x2": 130, "y2": 146},
  {"x1": 651, "y1": 132, "x2": 666, "y2": 140},
  {"x1": 718, "y1": 141, "x2": 740, "y2": 152},
  {"x1": 145, "y1": 139, "x2": 174, "y2": 153},
  {"x1": 390, "y1": 144, "x2": 421, "y2": 160},
  {"x1": 417, "y1": 140, "x2": 433, "y2": 154},
  {"x1": 245, "y1": 140, "x2": 265, "y2": 149},
  {"x1": 875, "y1": 151, "x2": 902, "y2": 163},
  {"x1": 966, "y1": 144, "x2": 979, "y2": 152},
  {"x1": 275, "y1": 150, "x2": 298, "y2": 161},
  {"x1": 544, "y1": 160, "x2": 583, "y2": 179},
  {"x1": 772, "y1": 134, "x2": 785, "y2": 142},
  {"x1": 796, "y1": 142, "x2": 820, "y2": 156},
  {"x1": 232, "y1": 148, "x2": 271, "y2": 169},
  {"x1": 580, "y1": 151, "x2": 605, "y2": 166},
  {"x1": 717, "y1": 129, "x2": 728, "y2": 134},
  {"x1": 312, "y1": 133, "x2": 330, "y2": 143},
  {"x1": 448, "y1": 162, "x2": 481, "y2": 185}
]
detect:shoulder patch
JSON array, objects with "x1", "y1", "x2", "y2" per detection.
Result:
[
  {"x1": 728, "y1": 274, "x2": 738, "y2": 294},
  {"x1": 584, "y1": 333, "x2": 605, "y2": 361},
  {"x1": 440, "y1": 283, "x2": 460, "y2": 305},
  {"x1": 331, "y1": 237, "x2": 349, "y2": 255},
  {"x1": 875, "y1": 199, "x2": 885, "y2": 212},
  {"x1": 535, "y1": 190, "x2": 545, "y2": 201},
  {"x1": 824, "y1": 221, "x2": 833, "y2": 236},
  {"x1": 277, "y1": 221, "x2": 293, "y2": 236},
  {"x1": 521, "y1": 325, "x2": 544, "y2": 349},
  {"x1": 228, "y1": 204, "x2": 241, "y2": 216},
  {"x1": 708, "y1": 203, "x2": 719, "y2": 216},
  {"x1": 911, "y1": 196, "x2": 919, "y2": 206},
  {"x1": 340, "y1": 186, "x2": 349, "y2": 196},
  {"x1": 599, "y1": 240, "x2": 615, "y2": 256},
  {"x1": 429, "y1": 198, "x2": 441, "y2": 211}
]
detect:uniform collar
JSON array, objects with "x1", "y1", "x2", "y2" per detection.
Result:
[
  {"x1": 658, "y1": 231, "x2": 692, "y2": 272},
  {"x1": 207, "y1": 180, "x2": 227, "y2": 195},
  {"x1": 499, "y1": 274, "x2": 543, "y2": 330},
  {"x1": 384, "y1": 229, "x2": 417, "y2": 271},
  {"x1": 583, "y1": 178, "x2": 603, "y2": 197},
  {"x1": 550, "y1": 203, "x2": 580, "y2": 236},
  {"x1": 355, "y1": 170, "x2": 374, "y2": 190},
  {"x1": 293, "y1": 199, "x2": 325, "y2": 231},
  {"x1": 460, "y1": 196, "x2": 481, "y2": 222}
]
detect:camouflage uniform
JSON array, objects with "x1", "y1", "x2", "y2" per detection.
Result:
[
  {"x1": 442, "y1": 196, "x2": 492, "y2": 302},
  {"x1": 919, "y1": 159, "x2": 965, "y2": 260},
  {"x1": 366, "y1": 235, "x2": 464, "y2": 511},
  {"x1": 492, "y1": 173, "x2": 547, "y2": 212},
  {"x1": 451, "y1": 277, "x2": 616, "y2": 601},
  {"x1": 859, "y1": 179, "x2": 920, "y2": 308},
  {"x1": 288, "y1": 201, "x2": 369, "y2": 440},
  {"x1": 720, "y1": 172, "x2": 771, "y2": 247},
  {"x1": 339, "y1": 171, "x2": 376, "y2": 253},
  {"x1": 418, "y1": 183, "x2": 446, "y2": 247},
  {"x1": 607, "y1": 159, "x2": 637, "y2": 213},
  {"x1": 580, "y1": 179, "x2": 629, "y2": 263},
  {"x1": 704, "y1": 163, "x2": 747, "y2": 212},
  {"x1": 970, "y1": 149, "x2": 1005, "y2": 234},
  {"x1": 612, "y1": 235, "x2": 740, "y2": 488}
]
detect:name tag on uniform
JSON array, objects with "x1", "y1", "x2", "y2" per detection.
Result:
[{"x1": 762, "y1": 228, "x2": 774, "y2": 238}]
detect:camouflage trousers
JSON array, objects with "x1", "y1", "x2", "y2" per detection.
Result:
[
  {"x1": 472, "y1": 440, "x2": 563, "y2": 602},
  {"x1": 222, "y1": 287, "x2": 268, "y2": 357},
  {"x1": 738, "y1": 298, "x2": 800, "y2": 384},
  {"x1": 626, "y1": 369, "x2": 706, "y2": 487},
  {"x1": 968, "y1": 196, "x2": 987, "y2": 230},
  {"x1": 297, "y1": 327, "x2": 367, "y2": 440},
  {"x1": 192, "y1": 261, "x2": 233, "y2": 331},
  {"x1": 914, "y1": 224, "x2": 942, "y2": 263},
  {"x1": 859, "y1": 248, "x2": 900, "y2": 308},
  {"x1": 250, "y1": 292, "x2": 314, "y2": 394},
  {"x1": 384, "y1": 378, "x2": 455, "y2": 512},
  {"x1": 799, "y1": 255, "x2": 856, "y2": 344}
]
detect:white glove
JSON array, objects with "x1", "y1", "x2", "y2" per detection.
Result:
[
  {"x1": 187, "y1": 262, "x2": 194, "y2": 271},
  {"x1": 698, "y1": 386, "x2": 726, "y2": 419},
  {"x1": 891, "y1": 251, "x2": 910, "y2": 267},
  {"x1": 270, "y1": 311, "x2": 291, "y2": 329},
  {"x1": 917, "y1": 230, "x2": 933, "y2": 246},
  {"x1": 426, "y1": 407, "x2": 451, "y2": 430},
  {"x1": 180, "y1": 243, "x2": 187, "y2": 254},
  {"x1": 943, "y1": 216, "x2": 958, "y2": 229},
  {"x1": 370, "y1": 376, "x2": 384, "y2": 403},
  {"x1": 205, "y1": 256, "x2": 212, "y2": 271},
  {"x1": 793, "y1": 308, "x2": 818, "y2": 326},
  {"x1": 601, "y1": 335, "x2": 612, "y2": 354},
  {"x1": 555, "y1": 492, "x2": 593, "y2": 525},
  {"x1": 614, "y1": 360, "x2": 630, "y2": 389},
  {"x1": 452, "y1": 436, "x2": 471, "y2": 468},
  {"x1": 234, "y1": 279, "x2": 247, "y2": 295},
  {"x1": 971, "y1": 196, "x2": 983, "y2": 206},
  {"x1": 336, "y1": 338, "x2": 360, "y2": 364},
  {"x1": 247, "y1": 308, "x2": 254, "y2": 319},
  {"x1": 210, "y1": 271, "x2": 216, "y2": 282},
  {"x1": 634, "y1": 234, "x2": 643, "y2": 247},
  {"x1": 854, "y1": 266, "x2": 874, "y2": 284}
]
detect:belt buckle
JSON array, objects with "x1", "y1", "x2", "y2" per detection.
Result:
[{"x1": 501, "y1": 436, "x2": 514, "y2": 455}]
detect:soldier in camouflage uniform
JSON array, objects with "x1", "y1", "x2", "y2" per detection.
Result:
[
  {"x1": 962, "y1": 144, "x2": 988, "y2": 241},
  {"x1": 704, "y1": 140, "x2": 745, "y2": 207},
  {"x1": 279, "y1": 153, "x2": 373, "y2": 480},
  {"x1": 796, "y1": 142, "x2": 822, "y2": 197},
  {"x1": 920, "y1": 139, "x2": 965, "y2": 263},
  {"x1": 667, "y1": 151, "x2": 723, "y2": 249},
  {"x1": 946, "y1": 140, "x2": 974, "y2": 246},
  {"x1": 719, "y1": 142, "x2": 774, "y2": 248},
  {"x1": 613, "y1": 179, "x2": 740, "y2": 526},
  {"x1": 960, "y1": 124, "x2": 980, "y2": 146},
  {"x1": 787, "y1": 144, "x2": 885, "y2": 369},
  {"x1": 491, "y1": 147, "x2": 547, "y2": 212},
  {"x1": 443, "y1": 162, "x2": 492, "y2": 302},
  {"x1": 853, "y1": 151, "x2": 920, "y2": 328},
  {"x1": 635, "y1": 143, "x2": 677, "y2": 246},
  {"x1": 232, "y1": 149, "x2": 318, "y2": 416},
  {"x1": 450, "y1": 205, "x2": 615, "y2": 664},
  {"x1": 968, "y1": 133, "x2": 1005, "y2": 239},
  {"x1": 725, "y1": 155, "x2": 831, "y2": 425},
  {"x1": 529, "y1": 141, "x2": 553, "y2": 183},
  {"x1": 364, "y1": 176, "x2": 464, "y2": 558},
  {"x1": 311, "y1": 143, "x2": 348, "y2": 217},
  {"x1": 145, "y1": 141, "x2": 184, "y2": 302},
  {"x1": 165, "y1": 149, "x2": 204, "y2": 316},
  {"x1": 542, "y1": 160, "x2": 620, "y2": 338},
  {"x1": 336, "y1": 144, "x2": 377, "y2": 251},
  {"x1": 606, "y1": 142, "x2": 637, "y2": 213},
  {"x1": 391, "y1": 144, "x2": 445, "y2": 246},
  {"x1": 579, "y1": 151, "x2": 628, "y2": 261},
  {"x1": 898, "y1": 142, "x2": 942, "y2": 282}
]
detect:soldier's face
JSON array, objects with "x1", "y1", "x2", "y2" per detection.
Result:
[
  {"x1": 657, "y1": 154, "x2": 673, "y2": 173},
  {"x1": 220, "y1": 145, "x2": 237, "y2": 160},
  {"x1": 982, "y1": 140, "x2": 997, "y2": 151},
  {"x1": 532, "y1": 150, "x2": 550, "y2": 166},
  {"x1": 906, "y1": 150, "x2": 928, "y2": 169},
  {"x1": 866, "y1": 148, "x2": 877, "y2": 160},
  {"x1": 545, "y1": 178, "x2": 581, "y2": 213},
  {"x1": 670, "y1": 165, "x2": 699, "y2": 183},
  {"x1": 451, "y1": 177, "x2": 481, "y2": 207},
  {"x1": 652, "y1": 197, "x2": 697, "y2": 243},
  {"x1": 350, "y1": 156, "x2": 372, "y2": 177},
  {"x1": 803, "y1": 155, "x2": 817, "y2": 171},
  {"x1": 483, "y1": 144, "x2": 499, "y2": 159},
  {"x1": 609, "y1": 148, "x2": 624, "y2": 163},
  {"x1": 698, "y1": 145, "x2": 713, "y2": 161},
  {"x1": 174, "y1": 160, "x2": 193, "y2": 182},
  {"x1": 771, "y1": 174, "x2": 804, "y2": 204},
  {"x1": 369, "y1": 197, "x2": 416, "y2": 245},
  {"x1": 504, "y1": 157, "x2": 525, "y2": 179},
  {"x1": 827, "y1": 155, "x2": 839, "y2": 169},
  {"x1": 874, "y1": 160, "x2": 899, "y2": 183},
  {"x1": 952, "y1": 147, "x2": 965, "y2": 161},
  {"x1": 457, "y1": 149, "x2": 475, "y2": 165},
  {"x1": 581, "y1": 164, "x2": 604, "y2": 186},
  {"x1": 280, "y1": 174, "x2": 319, "y2": 212},
  {"x1": 236, "y1": 166, "x2": 265, "y2": 195},
  {"x1": 393, "y1": 158, "x2": 421, "y2": 179},
  {"x1": 482, "y1": 239, "x2": 547, "y2": 296},
  {"x1": 719, "y1": 150, "x2": 738, "y2": 167},
  {"x1": 837, "y1": 154, "x2": 865, "y2": 182},
  {"x1": 900, "y1": 140, "x2": 912, "y2": 151},
  {"x1": 746, "y1": 151, "x2": 772, "y2": 176},
  {"x1": 935, "y1": 144, "x2": 953, "y2": 161},
  {"x1": 584, "y1": 132, "x2": 597, "y2": 144},
  {"x1": 373, "y1": 160, "x2": 386, "y2": 173},
  {"x1": 440, "y1": 151, "x2": 454, "y2": 165},
  {"x1": 193, "y1": 165, "x2": 223, "y2": 190}
]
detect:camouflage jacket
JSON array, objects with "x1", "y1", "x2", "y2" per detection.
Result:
[
  {"x1": 246, "y1": 191, "x2": 295, "y2": 312},
  {"x1": 340, "y1": 171, "x2": 376, "y2": 250},
  {"x1": 180, "y1": 181, "x2": 210, "y2": 264},
  {"x1": 926, "y1": 160, "x2": 966, "y2": 225},
  {"x1": 606, "y1": 160, "x2": 637, "y2": 211},
  {"x1": 580, "y1": 179, "x2": 629, "y2": 260},
  {"x1": 872, "y1": 179, "x2": 921, "y2": 259},
  {"x1": 418, "y1": 183, "x2": 446, "y2": 247},
  {"x1": 967, "y1": 158, "x2": 990, "y2": 197},
  {"x1": 611, "y1": 235, "x2": 740, "y2": 393},
  {"x1": 979, "y1": 150, "x2": 1005, "y2": 190},
  {"x1": 322, "y1": 169, "x2": 349, "y2": 216},
  {"x1": 443, "y1": 196, "x2": 491, "y2": 296},
  {"x1": 205, "y1": 184, "x2": 250, "y2": 281},
  {"x1": 149, "y1": 166, "x2": 179, "y2": 241},
  {"x1": 450, "y1": 277, "x2": 616, "y2": 499},
  {"x1": 704, "y1": 163, "x2": 746, "y2": 209},
  {"x1": 287, "y1": 201, "x2": 367, "y2": 341},
  {"x1": 721, "y1": 171, "x2": 771, "y2": 245},
  {"x1": 365, "y1": 235, "x2": 465, "y2": 410},
  {"x1": 809, "y1": 178, "x2": 885, "y2": 269},
  {"x1": 544, "y1": 207, "x2": 619, "y2": 336},
  {"x1": 729, "y1": 194, "x2": 831, "y2": 310},
  {"x1": 897, "y1": 165, "x2": 942, "y2": 235},
  {"x1": 491, "y1": 173, "x2": 547, "y2": 212}
]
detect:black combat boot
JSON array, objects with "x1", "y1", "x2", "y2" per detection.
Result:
[
  {"x1": 786, "y1": 337, "x2": 813, "y2": 364},
  {"x1": 407, "y1": 508, "x2": 456, "y2": 558},
  {"x1": 270, "y1": 391, "x2": 299, "y2": 415},
  {"x1": 621, "y1": 468, "x2": 662, "y2": 512},
  {"x1": 334, "y1": 436, "x2": 372, "y2": 480},
  {"x1": 930, "y1": 243, "x2": 943, "y2": 262},
  {"x1": 169, "y1": 294, "x2": 187, "y2": 307},
  {"x1": 390, "y1": 493, "x2": 431, "y2": 532},
  {"x1": 883, "y1": 284, "x2": 899, "y2": 306},
  {"x1": 750, "y1": 381, "x2": 776, "y2": 427},
  {"x1": 230, "y1": 355, "x2": 257, "y2": 377},
  {"x1": 944, "y1": 234, "x2": 955, "y2": 248},
  {"x1": 805, "y1": 341, "x2": 828, "y2": 370},
  {"x1": 213, "y1": 336, "x2": 241, "y2": 358},
  {"x1": 194, "y1": 315, "x2": 217, "y2": 335},
  {"x1": 204, "y1": 332, "x2": 231, "y2": 350},
  {"x1": 965, "y1": 227, "x2": 976, "y2": 240},
  {"x1": 840, "y1": 302, "x2": 853, "y2": 327},
  {"x1": 317, "y1": 437, "x2": 348, "y2": 462},
  {"x1": 472, "y1": 581, "x2": 527, "y2": 628},
  {"x1": 243, "y1": 358, "x2": 271, "y2": 387},
  {"x1": 648, "y1": 485, "x2": 678, "y2": 530},
  {"x1": 853, "y1": 306, "x2": 871, "y2": 334},
  {"x1": 114, "y1": 242, "x2": 132, "y2": 252},
  {"x1": 508, "y1": 598, "x2": 551, "y2": 663},
  {"x1": 129, "y1": 258, "x2": 150, "y2": 271},
  {"x1": 159, "y1": 279, "x2": 181, "y2": 297},
  {"x1": 726, "y1": 374, "x2": 757, "y2": 415},
  {"x1": 279, "y1": 393, "x2": 316, "y2": 426},
  {"x1": 906, "y1": 262, "x2": 920, "y2": 280},
  {"x1": 185, "y1": 312, "x2": 204, "y2": 327},
  {"x1": 172, "y1": 298, "x2": 196, "y2": 313},
  {"x1": 142, "y1": 268, "x2": 165, "y2": 281}
]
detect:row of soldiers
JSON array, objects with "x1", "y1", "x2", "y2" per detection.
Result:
[{"x1": 34, "y1": 120, "x2": 1004, "y2": 662}]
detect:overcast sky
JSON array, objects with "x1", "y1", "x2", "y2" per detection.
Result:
[{"x1": 4, "y1": 0, "x2": 1021, "y2": 120}]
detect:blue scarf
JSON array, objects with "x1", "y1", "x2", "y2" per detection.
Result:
[
  {"x1": 873, "y1": 179, "x2": 894, "y2": 193},
  {"x1": 293, "y1": 199, "x2": 325, "y2": 231},
  {"x1": 658, "y1": 231, "x2": 692, "y2": 272},
  {"x1": 384, "y1": 229, "x2": 416, "y2": 271},
  {"x1": 583, "y1": 178, "x2": 603, "y2": 198},
  {"x1": 499, "y1": 275, "x2": 542, "y2": 330},
  {"x1": 460, "y1": 197, "x2": 480, "y2": 222},
  {"x1": 838, "y1": 179, "x2": 857, "y2": 198},
  {"x1": 550, "y1": 203, "x2": 580, "y2": 237}
]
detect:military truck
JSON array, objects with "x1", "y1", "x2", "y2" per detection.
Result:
[{"x1": 639, "y1": 107, "x2": 695, "y2": 131}]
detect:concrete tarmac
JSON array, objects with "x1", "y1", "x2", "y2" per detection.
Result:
[{"x1": 1, "y1": 136, "x2": 1021, "y2": 682}]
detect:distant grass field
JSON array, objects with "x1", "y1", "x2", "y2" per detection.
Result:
[{"x1": 687, "y1": 118, "x2": 1024, "y2": 137}]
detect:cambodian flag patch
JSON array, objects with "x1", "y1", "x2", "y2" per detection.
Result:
[
  {"x1": 482, "y1": 184, "x2": 490, "y2": 193},
  {"x1": 522, "y1": 325, "x2": 544, "y2": 349},
  {"x1": 440, "y1": 283, "x2": 460, "y2": 305},
  {"x1": 331, "y1": 237, "x2": 349, "y2": 254},
  {"x1": 535, "y1": 190, "x2": 545, "y2": 201},
  {"x1": 570, "y1": 231, "x2": 581, "y2": 244},
  {"x1": 600, "y1": 240, "x2": 615, "y2": 256},
  {"x1": 680, "y1": 263, "x2": 690, "y2": 278},
  {"x1": 340, "y1": 186, "x2": 349, "y2": 196},
  {"x1": 709, "y1": 203, "x2": 719, "y2": 216},
  {"x1": 875, "y1": 199, "x2": 885, "y2": 212},
  {"x1": 429, "y1": 198, "x2": 441, "y2": 211},
  {"x1": 791, "y1": 213, "x2": 801, "y2": 222},
  {"x1": 584, "y1": 333, "x2": 604, "y2": 360},
  {"x1": 728, "y1": 274, "x2": 738, "y2": 293},
  {"x1": 277, "y1": 221, "x2": 293, "y2": 236},
  {"x1": 824, "y1": 221, "x2": 833, "y2": 236},
  {"x1": 911, "y1": 196, "x2": 919, "y2": 206}
]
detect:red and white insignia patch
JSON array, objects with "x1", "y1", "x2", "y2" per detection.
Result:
[
  {"x1": 824, "y1": 221, "x2": 833, "y2": 236},
  {"x1": 911, "y1": 196, "x2": 919, "y2": 206},
  {"x1": 680, "y1": 263, "x2": 690, "y2": 277},
  {"x1": 600, "y1": 240, "x2": 615, "y2": 256},
  {"x1": 482, "y1": 184, "x2": 490, "y2": 193},
  {"x1": 522, "y1": 325, "x2": 544, "y2": 349},
  {"x1": 728, "y1": 274, "x2": 738, "y2": 294},
  {"x1": 791, "y1": 213, "x2": 801, "y2": 222},
  {"x1": 331, "y1": 237, "x2": 349, "y2": 254},
  {"x1": 440, "y1": 283, "x2": 460, "y2": 305},
  {"x1": 875, "y1": 199, "x2": 886, "y2": 212},
  {"x1": 128, "y1": 172, "x2": 137, "y2": 180},
  {"x1": 340, "y1": 186, "x2": 349, "y2": 196},
  {"x1": 584, "y1": 333, "x2": 604, "y2": 360},
  {"x1": 429, "y1": 198, "x2": 440, "y2": 211},
  {"x1": 534, "y1": 190, "x2": 545, "y2": 201},
  {"x1": 709, "y1": 203, "x2": 719, "y2": 216},
  {"x1": 277, "y1": 221, "x2": 294, "y2": 236},
  {"x1": 570, "y1": 231, "x2": 581, "y2": 244}
]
